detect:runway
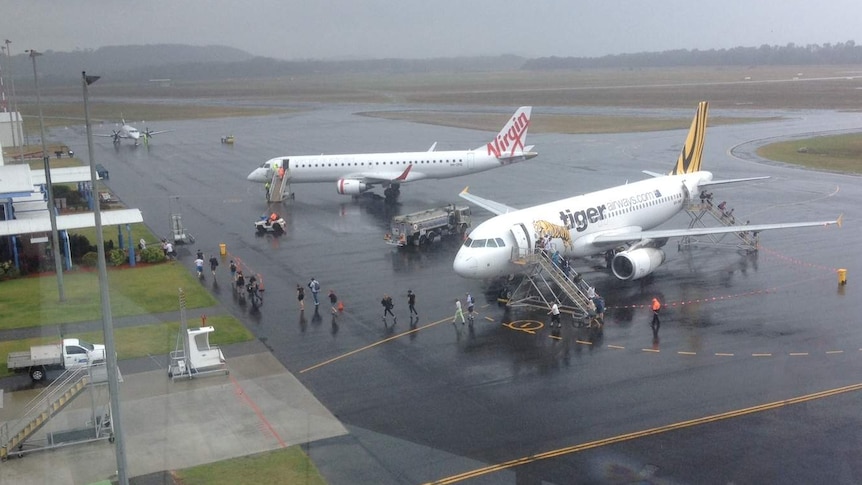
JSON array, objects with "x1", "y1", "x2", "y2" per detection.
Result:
[{"x1": 65, "y1": 105, "x2": 861, "y2": 484}]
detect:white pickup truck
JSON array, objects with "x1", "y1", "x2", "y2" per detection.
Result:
[{"x1": 6, "y1": 338, "x2": 106, "y2": 382}]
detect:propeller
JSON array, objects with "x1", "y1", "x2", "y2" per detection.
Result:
[{"x1": 111, "y1": 130, "x2": 121, "y2": 143}]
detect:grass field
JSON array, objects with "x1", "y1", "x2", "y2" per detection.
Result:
[
  {"x1": 175, "y1": 447, "x2": 326, "y2": 485},
  {"x1": 757, "y1": 133, "x2": 862, "y2": 173},
  {"x1": 0, "y1": 262, "x2": 217, "y2": 330}
]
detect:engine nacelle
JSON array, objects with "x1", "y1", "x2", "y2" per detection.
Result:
[
  {"x1": 336, "y1": 179, "x2": 369, "y2": 195},
  {"x1": 611, "y1": 247, "x2": 666, "y2": 281}
]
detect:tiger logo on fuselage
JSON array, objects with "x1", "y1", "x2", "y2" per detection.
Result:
[{"x1": 533, "y1": 220, "x2": 573, "y2": 250}]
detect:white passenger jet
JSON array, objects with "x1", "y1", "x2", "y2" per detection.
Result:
[
  {"x1": 454, "y1": 102, "x2": 842, "y2": 281},
  {"x1": 246, "y1": 107, "x2": 536, "y2": 201},
  {"x1": 95, "y1": 118, "x2": 169, "y2": 146}
]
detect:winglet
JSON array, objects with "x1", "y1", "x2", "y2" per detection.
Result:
[
  {"x1": 395, "y1": 164, "x2": 413, "y2": 181},
  {"x1": 461, "y1": 186, "x2": 470, "y2": 195},
  {"x1": 671, "y1": 101, "x2": 708, "y2": 175},
  {"x1": 836, "y1": 213, "x2": 844, "y2": 228}
]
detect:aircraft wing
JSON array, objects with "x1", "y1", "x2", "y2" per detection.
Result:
[
  {"x1": 700, "y1": 176, "x2": 770, "y2": 187},
  {"x1": 144, "y1": 130, "x2": 171, "y2": 136},
  {"x1": 346, "y1": 164, "x2": 417, "y2": 184},
  {"x1": 458, "y1": 187, "x2": 519, "y2": 215},
  {"x1": 590, "y1": 216, "x2": 842, "y2": 245}
]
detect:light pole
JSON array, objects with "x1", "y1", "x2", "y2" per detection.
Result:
[
  {"x1": 4, "y1": 40, "x2": 24, "y2": 162},
  {"x1": 27, "y1": 49, "x2": 65, "y2": 302},
  {"x1": 83, "y1": 71, "x2": 129, "y2": 485},
  {"x1": 0, "y1": 45, "x2": 18, "y2": 153}
]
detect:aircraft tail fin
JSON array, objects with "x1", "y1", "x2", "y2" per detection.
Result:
[
  {"x1": 670, "y1": 101, "x2": 708, "y2": 175},
  {"x1": 483, "y1": 106, "x2": 533, "y2": 159}
]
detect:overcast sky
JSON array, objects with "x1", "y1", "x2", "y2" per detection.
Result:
[{"x1": 2, "y1": 0, "x2": 859, "y2": 60}]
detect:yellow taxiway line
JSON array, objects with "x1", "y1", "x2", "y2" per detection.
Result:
[{"x1": 426, "y1": 382, "x2": 862, "y2": 484}]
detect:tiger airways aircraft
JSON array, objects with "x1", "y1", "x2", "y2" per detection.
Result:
[
  {"x1": 453, "y1": 101, "x2": 842, "y2": 281},
  {"x1": 95, "y1": 118, "x2": 170, "y2": 146},
  {"x1": 246, "y1": 107, "x2": 536, "y2": 200}
]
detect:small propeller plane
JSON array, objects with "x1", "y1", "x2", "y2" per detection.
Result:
[{"x1": 95, "y1": 118, "x2": 170, "y2": 146}]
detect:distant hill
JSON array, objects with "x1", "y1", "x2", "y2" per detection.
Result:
[
  {"x1": 4, "y1": 41, "x2": 859, "y2": 88},
  {"x1": 4, "y1": 44, "x2": 255, "y2": 85},
  {"x1": 4, "y1": 45, "x2": 526, "y2": 86}
]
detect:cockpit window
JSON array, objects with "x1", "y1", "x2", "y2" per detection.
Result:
[
  {"x1": 495, "y1": 238, "x2": 506, "y2": 247},
  {"x1": 463, "y1": 238, "x2": 472, "y2": 247},
  {"x1": 486, "y1": 239, "x2": 498, "y2": 248},
  {"x1": 470, "y1": 239, "x2": 486, "y2": 248}
]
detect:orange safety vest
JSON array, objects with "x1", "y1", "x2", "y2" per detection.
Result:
[{"x1": 651, "y1": 298, "x2": 661, "y2": 311}]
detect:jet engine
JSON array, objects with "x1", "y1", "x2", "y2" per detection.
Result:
[
  {"x1": 336, "y1": 179, "x2": 369, "y2": 195},
  {"x1": 610, "y1": 247, "x2": 666, "y2": 280}
]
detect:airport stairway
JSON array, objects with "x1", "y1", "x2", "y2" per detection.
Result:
[
  {"x1": 507, "y1": 249, "x2": 596, "y2": 320},
  {"x1": 0, "y1": 367, "x2": 90, "y2": 460},
  {"x1": 681, "y1": 198, "x2": 759, "y2": 251},
  {"x1": 267, "y1": 170, "x2": 291, "y2": 203}
]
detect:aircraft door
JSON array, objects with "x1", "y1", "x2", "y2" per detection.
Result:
[
  {"x1": 464, "y1": 152, "x2": 474, "y2": 170},
  {"x1": 510, "y1": 223, "x2": 533, "y2": 260}
]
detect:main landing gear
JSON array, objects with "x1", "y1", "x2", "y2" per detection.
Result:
[{"x1": 383, "y1": 184, "x2": 401, "y2": 204}]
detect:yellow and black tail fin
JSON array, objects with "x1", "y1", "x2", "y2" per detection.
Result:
[{"x1": 670, "y1": 101, "x2": 708, "y2": 175}]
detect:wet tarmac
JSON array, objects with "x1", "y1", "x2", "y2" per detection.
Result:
[{"x1": 60, "y1": 104, "x2": 862, "y2": 484}]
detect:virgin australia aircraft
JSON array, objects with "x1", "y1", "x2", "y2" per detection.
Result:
[
  {"x1": 246, "y1": 107, "x2": 536, "y2": 201},
  {"x1": 454, "y1": 102, "x2": 842, "y2": 281}
]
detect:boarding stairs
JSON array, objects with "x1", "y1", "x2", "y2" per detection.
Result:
[
  {"x1": 679, "y1": 199, "x2": 759, "y2": 252},
  {"x1": 267, "y1": 169, "x2": 292, "y2": 203},
  {"x1": 505, "y1": 248, "x2": 596, "y2": 321},
  {"x1": 0, "y1": 363, "x2": 113, "y2": 460}
]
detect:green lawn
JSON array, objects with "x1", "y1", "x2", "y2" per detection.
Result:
[
  {"x1": 757, "y1": 133, "x2": 862, "y2": 174},
  {"x1": 0, "y1": 262, "x2": 217, "y2": 330},
  {"x1": 175, "y1": 447, "x2": 327, "y2": 485}
]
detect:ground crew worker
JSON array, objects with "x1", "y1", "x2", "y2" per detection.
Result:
[
  {"x1": 651, "y1": 297, "x2": 662, "y2": 337},
  {"x1": 548, "y1": 301, "x2": 561, "y2": 328}
]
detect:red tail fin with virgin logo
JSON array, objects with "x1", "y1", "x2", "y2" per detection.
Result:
[{"x1": 484, "y1": 106, "x2": 532, "y2": 159}]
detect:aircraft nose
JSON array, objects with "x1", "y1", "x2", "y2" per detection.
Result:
[
  {"x1": 247, "y1": 170, "x2": 263, "y2": 182},
  {"x1": 453, "y1": 250, "x2": 478, "y2": 278}
]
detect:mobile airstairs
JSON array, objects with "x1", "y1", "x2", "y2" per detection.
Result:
[
  {"x1": 505, "y1": 249, "x2": 598, "y2": 324},
  {"x1": 267, "y1": 168, "x2": 293, "y2": 203},
  {"x1": 0, "y1": 362, "x2": 117, "y2": 461},
  {"x1": 169, "y1": 289, "x2": 229, "y2": 380},
  {"x1": 679, "y1": 199, "x2": 759, "y2": 251}
]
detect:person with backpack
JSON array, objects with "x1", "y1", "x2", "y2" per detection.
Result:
[
  {"x1": 381, "y1": 294, "x2": 396, "y2": 323},
  {"x1": 308, "y1": 277, "x2": 321, "y2": 306},
  {"x1": 209, "y1": 255, "x2": 219, "y2": 276}
]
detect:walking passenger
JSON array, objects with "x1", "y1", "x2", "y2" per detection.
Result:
[
  {"x1": 650, "y1": 297, "x2": 662, "y2": 337},
  {"x1": 407, "y1": 290, "x2": 418, "y2": 316},
  {"x1": 308, "y1": 277, "x2": 321, "y2": 306},
  {"x1": 296, "y1": 284, "x2": 305, "y2": 311},
  {"x1": 453, "y1": 299, "x2": 465, "y2": 325}
]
